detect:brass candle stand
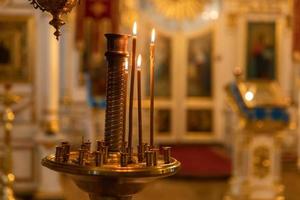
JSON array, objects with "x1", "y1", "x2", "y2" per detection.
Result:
[
  {"x1": 42, "y1": 34, "x2": 181, "y2": 200},
  {"x1": 0, "y1": 84, "x2": 21, "y2": 200}
]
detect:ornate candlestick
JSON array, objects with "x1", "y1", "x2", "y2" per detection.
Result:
[
  {"x1": 0, "y1": 84, "x2": 21, "y2": 200},
  {"x1": 28, "y1": 0, "x2": 79, "y2": 40},
  {"x1": 42, "y1": 34, "x2": 180, "y2": 200}
]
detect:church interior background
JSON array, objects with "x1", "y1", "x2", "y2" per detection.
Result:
[{"x1": 1, "y1": 0, "x2": 300, "y2": 199}]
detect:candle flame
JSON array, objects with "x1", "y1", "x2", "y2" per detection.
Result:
[
  {"x1": 125, "y1": 59, "x2": 129, "y2": 71},
  {"x1": 133, "y1": 21, "x2": 137, "y2": 36},
  {"x1": 137, "y1": 54, "x2": 142, "y2": 70},
  {"x1": 151, "y1": 29, "x2": 156, "y2": 43}
]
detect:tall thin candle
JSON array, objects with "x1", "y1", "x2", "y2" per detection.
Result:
[
  {"x1": 149, "y1": 29, "x2": 155, "y2": 147},
  {"x1": 122, "y1": 60, "x2": 129, "y2": 149},
  {"x1": 137, "y1": 55, "x2": 143, "y2": 148},
  {"x1": 128, "y1": 22, "x2": 137, "y2": 157}
]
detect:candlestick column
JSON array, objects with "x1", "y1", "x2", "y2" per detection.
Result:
[{"x1": 104, "y1": 34, "x2": 130, "y2": 152}]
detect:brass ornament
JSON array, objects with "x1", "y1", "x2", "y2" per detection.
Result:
[
  {"x1": 253, "y1": 146, "x2": 271, "y2": 179},
  {"x1": 28, "y1": 0, "x2": 79, "y2": 40}
]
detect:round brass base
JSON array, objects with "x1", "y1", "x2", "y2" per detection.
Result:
[{"x1": 42, "y1": 153, "x2": 180, "y2": 200}]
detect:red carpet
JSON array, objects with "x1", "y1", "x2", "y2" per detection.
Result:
[{"x1": 162, "y1": 144, "x2": 232, "y2": 178}]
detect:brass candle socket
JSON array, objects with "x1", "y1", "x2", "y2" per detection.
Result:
[{"x1": 28, "y1": 0, "x2": 79, "y2": 40}]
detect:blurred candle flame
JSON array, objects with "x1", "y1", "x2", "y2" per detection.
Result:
[
  {"x1": 151, "y1": 29, "x2": 156, "y2": 43},
  {"x1": 125, "y1": 59, "x2": 129, "y2": 71},
  {"x1": 133, "y1": 21, "x2": 137, "y2": 36},
  {"x1": 137, "y1": 54, "x2": 142, "y2": 70}
]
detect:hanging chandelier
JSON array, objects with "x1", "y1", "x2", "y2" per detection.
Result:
[{"x1": 28, "y1": 0, "x2": 79, "y2": 40}]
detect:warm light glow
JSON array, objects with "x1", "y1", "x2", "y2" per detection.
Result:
[
  {"x1": 210, "y1": 10, "x2": 219, "y2": 20},
  {"x1": 202, "y1": 9, "x2": 219, "y2": 20},
  {"x1": 125, "y1": 59, "x2": 129, "y2": 71},
  {"x1": 245, "y1": 91, "x2": 254, "y2": 101},
  {"x1": 132, "y1": 21, "x2": 137, "y2": 36},
  {"x1": 151, "y1": 29, "x2": 156, "y2": 43},
  {"x1": 137, "y1": 54, "x2": 142, "y2": 70},
  {"x1": 8, "y1": 173, "x2": 15, "y2": 182}
]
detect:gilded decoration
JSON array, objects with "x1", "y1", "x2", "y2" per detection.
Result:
[
  {"x1": 139, "y1": 0, "x2": 220, "y2": 32},
  {"x1": 151, "y1": 0, "x2": 210, "y2": 21},
  {"x1": 0, "y1": 84, "x2": 22, "y2": 200},
  {"x1": 225, "y1": 70, "x2": 290, "y2": 132},
  {"x1": 253, "y1": 146, "x2": 271, "y2": 179},
  {"x1": 227, "y1": 0, "x2": 286, "y2": 14}
]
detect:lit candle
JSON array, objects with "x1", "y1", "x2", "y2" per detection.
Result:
[
  {"x1": 137, "y1": 55, "x2": 143, "y2": 149},
  {"x1": 149, "y1": 29, "x2": 155, "y2": 147},
  {"x1": 128, "y1": 22, "x2": 137, "y2": 157},
  {"x1": 122, "y1": 59, "x2": 129, "y2": 149}
]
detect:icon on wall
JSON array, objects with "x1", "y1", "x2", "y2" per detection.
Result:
[
  {"x1": 142, "y1": 109, "x2": 171, "y2": 136},
  {"x1": 187, "y1": 109, "x2": 213, "y2": 134},
  {"x1": 0, "y1": 15, "x2": 33, "y2": 83},
  {"x1": 188, "y1": 31, "x2": 213, "y2": 97},
  {"x1": 246, "y1": 22, "x2": 276, "y2": 80}
]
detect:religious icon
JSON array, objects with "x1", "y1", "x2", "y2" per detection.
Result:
[
  {"x1": 0, "y1": 29, "x2": 22, "y2": 80},
  {"x1": 246, "y1": 22, "x2": 276, "y2": 80},
  {"x1": 142, "y1": 109, "x2": 171, "y2": 136},
  {"x1": 0, "y1": 40, "x2": 12, "y2": 66},
  {"x1": 187, "y1": 109, "x2": 213, "y2": 133},
  {"x1": 156, "y1": 109, "x2": 171, "y2": 134},
  {"x1": 187, "y1": 32, "x2": 213, "y2": 97},
  {"x1": 0, "y1": 16, "x2": 32, "y2": 82}
]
